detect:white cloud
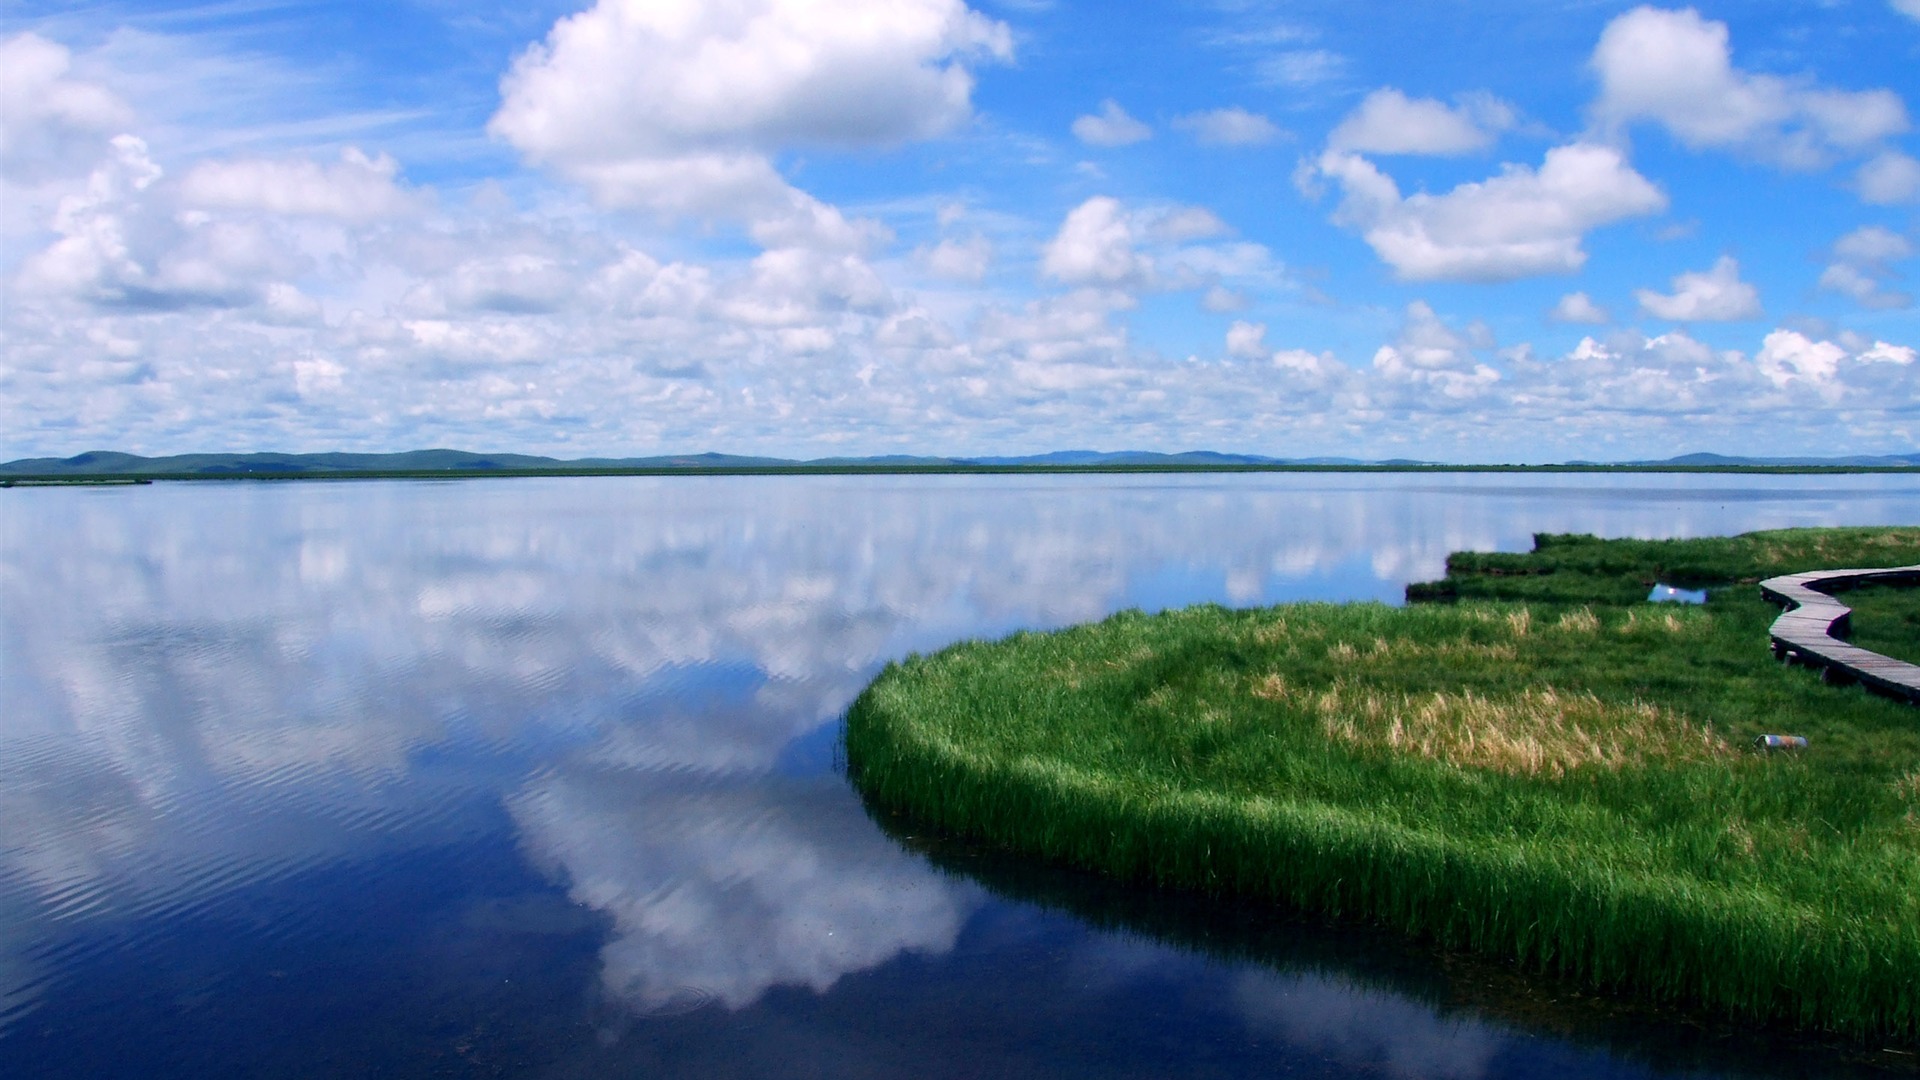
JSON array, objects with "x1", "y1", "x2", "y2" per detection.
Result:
[
  {"x1": 178, "y1": 148, "x2": 416, "y2": 223},
  {"x1": 1817, "y1": 262, "x2": 1887, "y2": 305},
  {"x1": 1371, "y1": 301, "x2": 1501, "y2": 399},
  {"x1": 1039, "y1": 197, "x2": 1271, "y2": 297},
  {"x1": 1591, "y1": 6, "x2": 1909, "y2": 170},
  {"x1": 441, "y1": 254, "x2": 578, "y2": 314},
  {"x1": 1857, "y1": 151, "x2": 1920, "y2": 205},
  {"x1": 1201, "y1": 285, "x2": 1247, "y2": 312},
  {"x1": 1550, "y1": 292, "x2": 1610, "y2": 324},
  {"x1": 0, "y1": 33, "x2": 132, "y2": 184},
  {"x1": 1042, "y1": 196, "x2": 1146, "y2": 285},
  {"x1": 17, "y1": 135, "x2": 162, "y2": 302},
  {"x1": 1896, "y1": 0, "x2": 1920, "y2": 20},
  {"x1": 489, "y1": 0, "x2": 1010, "y2": 242},
  {"x1": 1149, "y1": 206, "x2": 1228, "y2": 243},
  {"x1": 6, "y1": 19, "x2": 1916, "y2": 466},
  {"x1": 917, "y1": 234, "x2": 992, "y2": 280},
  {"x1": 1226, "y1": 320, "x2": 1268, "y2": 359},
  {"x1": 1310, "y1": 143, "x2": 1666, "y2": 281},
  {"x1": 1834, "y1": 225, "x2": 1914, "y2": 264},
  {"x1": 1635, "y1": 257, "x2": 1762, "y2": 321},
  {"x1": 1223, "y1": 320, "x2": 1344, "y2": 381},
  {"x1": 493, "y1": 0, "x2": 1009, "y2": 157},
  {"x1": 1819, "y1": 225, "x2": 1914, "y2": 309},
  {"x1": 1071, "y1": 100, "x2": 1151, "y2": 147},
  {"x1": 1859, "y1": 341, "x2": 1916, "y2": 364},
  {"x1": 1327, "y1": 89, "x2": 1514, "y2": 156},
  {"x1": 1755, "y1": 328, "x2": 1845, "y2": 387},
  {"x1": 1174, "y1": 107, "x2": 1283, "y2": 146}
]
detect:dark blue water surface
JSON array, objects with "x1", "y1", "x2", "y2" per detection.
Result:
[{"x1": 4, "y1": 473, "x2": 1920, "y2": 1079}]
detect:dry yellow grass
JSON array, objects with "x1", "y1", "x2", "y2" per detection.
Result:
[
  {"x1": 1257, "y1": 678, "x2": 1727, "y2": 777},
  {"x1": 1555, "y1": 608, "x2": 1600, "y2": 633},
  {"x1": 1616, "y1": 609, "x2": 1707, "y2": 635},
  {"x1": 1357, "y1": 635, "x2": 1517, "y2": 662}
]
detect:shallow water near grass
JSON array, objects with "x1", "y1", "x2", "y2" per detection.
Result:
[{"x1": 3, "y1": 472, "x2": 1920, "y2": 1079}]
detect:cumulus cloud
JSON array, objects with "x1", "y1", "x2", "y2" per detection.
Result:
[
  {"x1": 490, "y1": 0, "x2": 1010, "y2": 242},
  {"x1": 6, "y1": 18, "x2": 1916, "y2": 467},
  {"x1": 1634, "y1": 256, "x2": 1762, "y2": 321},
  {"x1": 1754, "y1": 328, "x2": 1844, "y2": 389},
  {"x1": 1550, "y1": 291, "x2": 1610, "y2": 324},
  {"x1": 494, "y1": 0, "x2": 1010, "y2": 155},
  {"x1": 178, "y1": 148, "x2": 417, "y2": 223},
  {"x1": 0, "y1": 33, "x2": 132, "y2": 184},
  {"x1": 1819, "y1": 225, "x2": 1913, "y2": 309},
  {"x1": 13, "y1": 135, "x2": 199, "y2": 306},
  {"x1": 1327, "y1": 89, "x2": 1515, "y2": 156},
  {"x1": 1039, "y1": 196, "x2": 1269, "y2": 298},
  {"x1": 1308, "y1": 142, "x2": 1666, "y2": 281},
  {"x1": 1043, "y1": 197, "x2": 1146, "y2": 285},
  {"x1": 1224, "y1": 320, "x2": 1345, "y2": 383},
  {"x1": 1859, "y1": 341, "x2": 1917, "y2": 364},
  {"x1": 1071, "y1": 100, "x2": 1152, "y2": 146},
  {"x1": 1513, "y1": 325, "x2": 1920, "y2": 429},
  {"x1": 1174, "y1": 107, "x2": 1283, "y2": 146},
  {"x1": 1857, "y1": 151, "x2": 1920, "y2": 205},
  {"x1": 1591, "y1": 6, "x2": 1910, "y2": 170},
  {"x1": 1225, "y1": 319, "x2": 1268, "y2": 359},
  {"x1": 1370, "y1": 301, "x2": 1500, "y2": 399}
]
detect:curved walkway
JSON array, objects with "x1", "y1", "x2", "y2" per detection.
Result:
[{"x1": 1759, "y1": 565, "x2": 1920, "y2": 703}]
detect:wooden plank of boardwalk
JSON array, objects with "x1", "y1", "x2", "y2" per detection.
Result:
[{"x1": 1758, "y1": 565, "x2": 1920, "y2": 703}]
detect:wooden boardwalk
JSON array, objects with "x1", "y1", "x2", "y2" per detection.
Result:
[{"x1": 1758, "y1": 565, "x2": 1920, "y2": 703}]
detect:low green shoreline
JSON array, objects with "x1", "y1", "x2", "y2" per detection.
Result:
[{"x1": 844, "y1": 527, "x2": 1920, "y2": 1040}]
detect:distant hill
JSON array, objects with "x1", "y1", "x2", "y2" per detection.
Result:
[
  {"x1": 3, "y1": 448, "x2": 1916, "y2": 478},
  {"x1": 963, "y1": 450, "x2": 1296, "y2": 466},
  {"x1": 0, "y1": 449, "x2": 795, "y2": 476},
  {"x1": 0, "y1": 448, "x2": 1406, "y2": 476},
  {"x1": 1639, "y1": 452, "x2": 1920, "y2": 468}
]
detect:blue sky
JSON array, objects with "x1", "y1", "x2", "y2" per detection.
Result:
[{"x1": 2, "y1": 0, "x2": 1917, "y2": 462}]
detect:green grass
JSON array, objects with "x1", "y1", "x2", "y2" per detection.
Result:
[
  {"x1": 845, "y1": 527, "x2": 1920, "y2": 1040},
  {"x1": 1844, "y1": 584, "x2": 1920, "y2": 668}
]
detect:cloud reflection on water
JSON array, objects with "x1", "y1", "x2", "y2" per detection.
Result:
[
  {"x1": 510, "y1": 767, "x2": 978, "y2": 1011},
  {"x1": 1233, "y1": 970, "x2": 1503, "y2": 1080},
  {"x1": 2, "y1": 473, "x2": 1918, "y2": 1043}
]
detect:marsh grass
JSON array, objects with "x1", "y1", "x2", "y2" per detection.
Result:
[
  {"x1": 1842, "y1": 583, "x2": 1920, "y2": 667},
  {"x1": 845, "y1": 527, "x2": 1920, "y2": 1039}
]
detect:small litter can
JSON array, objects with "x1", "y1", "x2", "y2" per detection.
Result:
[{"x1": 1753, "y1": 734, "x2": 1808, "y2": 751}]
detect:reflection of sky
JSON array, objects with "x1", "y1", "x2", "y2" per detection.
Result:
[
  {"x1": 3, "y1": 473, "x2": 1919, "y2": 1076},
  {"x1": 509, "y1": 769, "x2": 979, "y2": 1011}
]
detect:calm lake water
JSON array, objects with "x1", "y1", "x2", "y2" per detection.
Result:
[{"x1": 5, "y1": 473, "x2": 1920, "y2": 1079}]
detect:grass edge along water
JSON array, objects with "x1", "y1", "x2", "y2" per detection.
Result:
[{"x1": 843, "y1": 527, "x2": 1920, "y2": 1041}]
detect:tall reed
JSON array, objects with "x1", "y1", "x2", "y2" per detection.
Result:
[{"x1": 846, "y1": 528, "x2": 1920, "y2": 1039}]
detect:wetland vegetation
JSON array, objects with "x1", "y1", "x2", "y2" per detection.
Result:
[{"x1": 845, "y1": 527, "x2": 1920, "y2": 1041}]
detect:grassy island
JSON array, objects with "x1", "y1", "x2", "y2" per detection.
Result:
[{"x1": 845, "y1": 527, "x2": 1920, "y2": 1040}]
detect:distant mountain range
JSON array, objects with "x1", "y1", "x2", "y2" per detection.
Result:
[
  {"x1": 1621, "y1": 452, "x2": 1920, "y2": 468},
  {"x1": 3, "y1": 448, "x2": 1917, "y2": 478}
]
